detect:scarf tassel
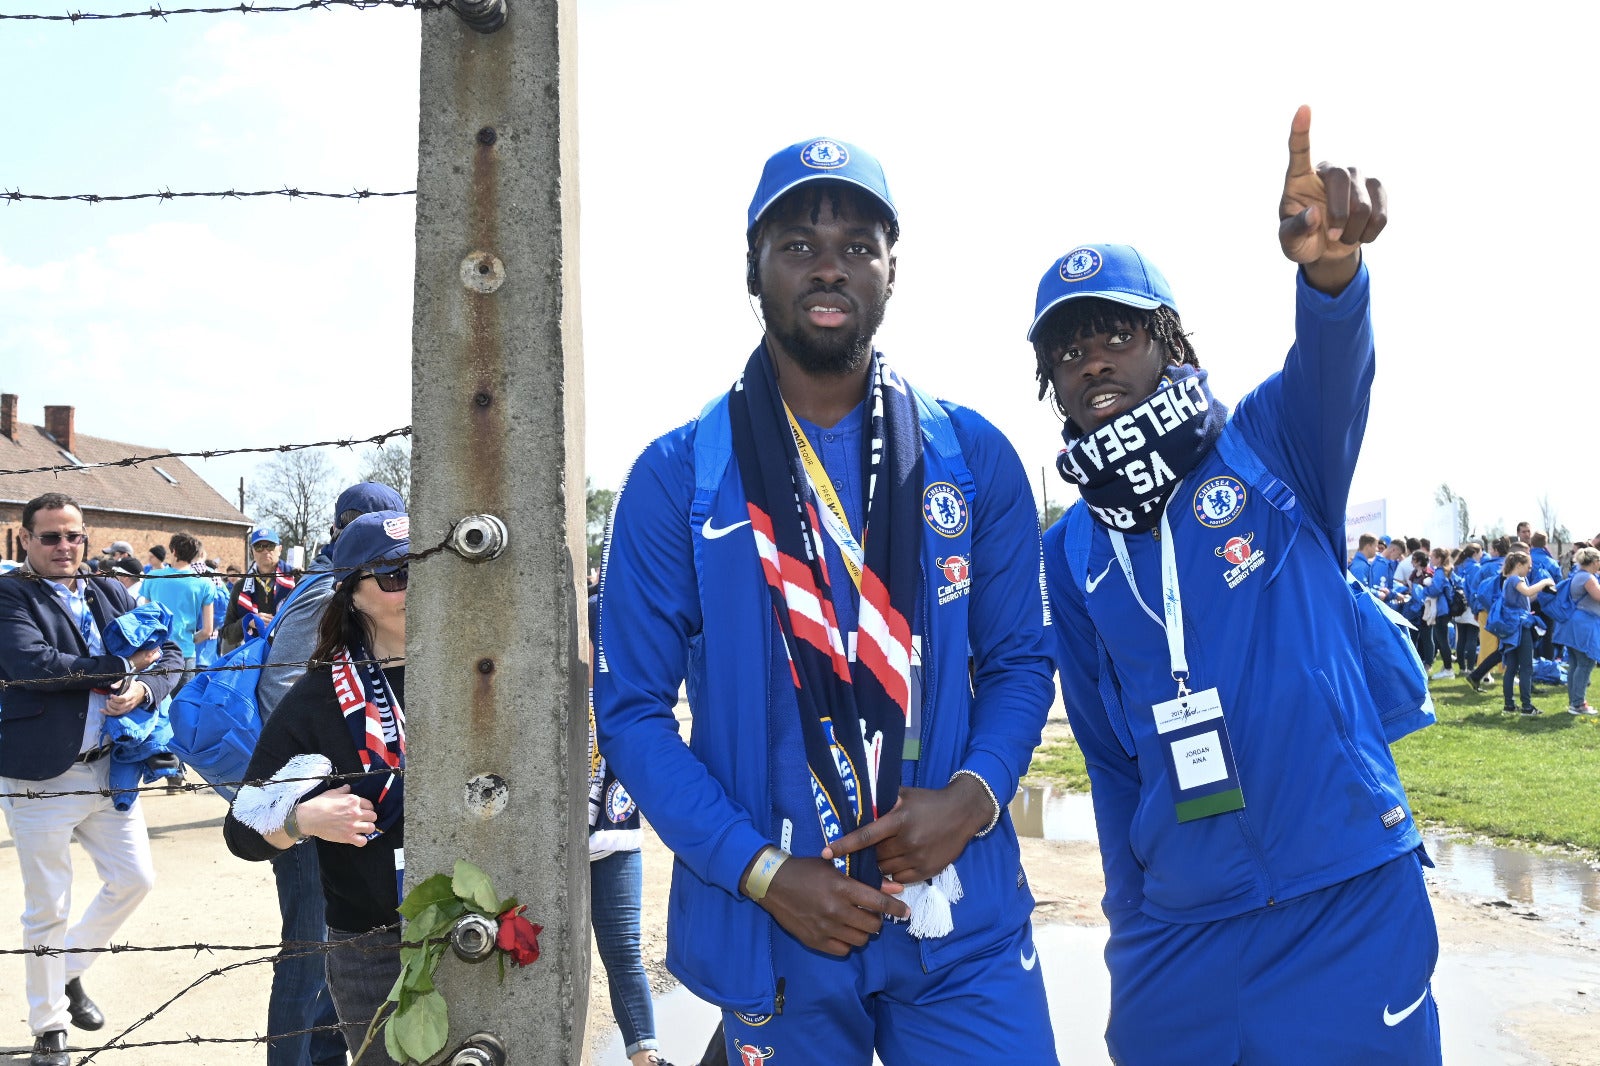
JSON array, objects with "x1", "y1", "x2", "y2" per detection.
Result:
[{"x1": 900, "y1": 863, "x2": 964, "y2": 939}]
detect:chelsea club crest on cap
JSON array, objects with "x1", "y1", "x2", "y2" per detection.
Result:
[
  {"x1": 1059, "y1": 247, "x2": 1103, "y2": 282},
  {"x1": 747, "y1": 136, "x2": 897, "y2": 235},
  {"x1": 800, "y1": 139, "x2": 849, "y2": 169}
]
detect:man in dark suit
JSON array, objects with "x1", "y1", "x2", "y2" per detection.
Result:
[{"x1": 0, "y1": 492, "x2": 185, "y2": 1066}]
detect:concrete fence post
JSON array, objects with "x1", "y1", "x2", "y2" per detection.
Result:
[{"x1": 409, "y1": 0, "x2": 588, "y2": 1061}]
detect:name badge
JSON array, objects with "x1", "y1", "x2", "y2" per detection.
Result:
[{"x1": 1152, "y1": 687, "x2": 1245, "y2": 823}]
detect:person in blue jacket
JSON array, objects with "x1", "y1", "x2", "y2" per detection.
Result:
[
  {"x1": 1033, "y1": 108, "x2": 1441, "y2": 1064},
  {"x1": 594, "y1": 138, "x2": 1058, "y2": 1066},
  {"x1": 1496, "y1": 551, "x2": 1554, "y2": 715},
  {"x1": 1553, "y1": 546, "x2": 1600, "y2": 715},
  {"x1": 1348, "y1": 532, "x2": 1379, "y2": 588}
]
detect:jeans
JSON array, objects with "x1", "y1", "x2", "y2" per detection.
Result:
[
  {"x1": 1568, "y1": 647, "x2": 1595, "y2": 709},
  {"x1": 1412, "y1": 623, "x2": 1434, "y2": 668},
  {"x1": 1503, "y1": 631, "x2": 1535, "y2": 709},
  {"x1": 326, "y1": 926, "x2": 403, "y2": 1066},
  {"x1": 170, "y1": 655, "x2": 197, "y2": 697},
  {"x1": 1430, "y1": 619, "x2": 1453, "y2": 670},
  {"x1": 268, "y1": 844, "x2": 347, "y2": 1066},
  {"x1": 591, "y1": 849, "x2": 658, "y2": 1059},
  {"x1": 1455, "y1": 624, "x2": 1479, "y2": 676}
]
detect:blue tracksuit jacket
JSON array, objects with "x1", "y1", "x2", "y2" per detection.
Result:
[
  {"x1": 594, "y1": 378, "x2": 1054, "y2": 1013},
  {"x1": 1045, "y1": 263, "x2": 1424, "y2": 928}
]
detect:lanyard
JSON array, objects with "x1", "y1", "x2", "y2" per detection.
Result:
[
  {"x1": 1108, "y1": 501, "x2": 1191, "y2": 697},
  {"x1": 785, "y1": 404, "x2": 865, "y2": 591}
]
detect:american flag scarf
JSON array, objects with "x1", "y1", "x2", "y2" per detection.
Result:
[
  {"x1": 332, "y1": 641, "x2": 405, "y2": 838},
  {"x1": 728, "y1": 344, "x2": 921, "y2": 889}
]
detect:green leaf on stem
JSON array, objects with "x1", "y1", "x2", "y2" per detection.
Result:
[{"x1": 452, "y1": 860, "x2": 500, "y2": 915}]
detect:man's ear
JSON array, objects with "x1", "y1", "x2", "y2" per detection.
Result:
[
  {"x1": 746, "y1": 253, "x2": 761, "y2": 297},
  {"x1": 885, "y1": 252, "x2": 897, "y2": 298}
]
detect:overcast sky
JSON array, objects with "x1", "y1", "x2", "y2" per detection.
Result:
[{"x1": 3, "y1": 1, "x2": 1595, "y2": 547}]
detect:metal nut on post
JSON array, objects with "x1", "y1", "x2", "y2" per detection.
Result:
[
  {"x1": 449, "y1": 0, "x2": 507, "y2": 34},
  {"x1": 449, "y1": 913, "x2": 499, "y2": 963},
  {"x1": 460, "y1": 251, "x2": 506, "y2": 294},
  {"x1": 449, "y1": 1033, "x2": 507, "y2": 1066},
  {"x1": 448, "y1": 514, "x2": 508, "y2": 562}
]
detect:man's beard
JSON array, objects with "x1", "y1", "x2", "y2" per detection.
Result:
[{"x1": 761, "y1": 287, "x2": 887, "y2": 376}]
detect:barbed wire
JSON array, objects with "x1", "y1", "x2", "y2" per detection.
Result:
[
  {"x1": 4, "y1": 186, "x2": 416, "y2": 205},
  {"x1": 0, "y1": 925, "x2": 409, "y2": 959},
  {"x1": 0, "y1": 0, "x2": 453, "y2": 22},
  {"x1": 0, "y1": 651, "x2": 407, "y2": 691},
  {"x1": 72, "y1": 1022, "x2": 348, "y2": 1060},
  {"x1": 0, "y1": 424, "x2": 409, "y2": 477},
  {"x1": 0, "y1": 764, "x2": 400, "y2": 801}
]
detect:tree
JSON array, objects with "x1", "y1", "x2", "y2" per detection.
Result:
[
  {"x1": 1536, "y1": 494, "x2": 1571, "y2": 557},
  {"x1": 586, "y1": 478, "x2": 615, "y2": 575},
  {"x1": 1433, "y1": 483, "x2": 1470, "y2": 545},
  {"x1": 358, "y1": 439, "x2": 412, "y2": 510},
  {"x1": 1041, "y1": 500, "x2": 1066, "y2": 531},
  {"x1": 248, "y1": 450, "x2": 339, "y2": 554}
]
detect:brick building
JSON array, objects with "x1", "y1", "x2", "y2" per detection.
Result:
[{"x1": 0, "y1": 394, "x2": 252, "y2": 570}]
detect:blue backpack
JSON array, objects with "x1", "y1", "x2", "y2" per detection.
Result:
[
  {"x1": 1063, "y1": 422, "x2": 1433, "y2": 746},
  {"x1": 1484, "y1": 578, "x2": 1526, "y2": 640},
  {"x1": 1470, "y1": 566, "x2": 1502, "y2": 614},
  {"x1": 167, "y1": 571, "x2": 331, "y2": 799},
  {"x1": 1542, "y1": 575, "x2": 1579, "y2": 625}
]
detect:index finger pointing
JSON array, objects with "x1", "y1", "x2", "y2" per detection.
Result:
[
  {"x1": 822, "y1": 809, "x2": 899, "y2": 860},
  {"x1": 1286, "y1": 104, "x2": 1313, "y2": 179}
]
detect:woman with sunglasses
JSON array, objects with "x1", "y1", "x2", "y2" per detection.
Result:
[{"x1": 223, "y1": 510, "x2": 410, "y2": 1064}]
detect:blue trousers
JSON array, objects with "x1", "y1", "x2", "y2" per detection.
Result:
[
  {"x1": 1104, "y1": 849, "x2": 1440, "y2": 1065},
  {"x1": 591, "y1": 849, "x2": 659, "y2": 1059},
  {"x1": 1503, "y1": 631, "x2": 1535, "y2": 709},
  {"x1": 326, "y1": 926, "x2": 403, "y2": 1066},
  {"x1": 268, "y1": 844, "x2": 347, "y2": 1066},
  {"x1": 1567, "y1": 647, "x2": 1595, "y2": 709},
  {"x1": 720, "y1": 915, "x2": 1056, "y2": 1066}
]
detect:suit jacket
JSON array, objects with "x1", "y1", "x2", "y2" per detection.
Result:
[{"x1": 0, "y1": 570, "x2": 185, "y2": 780}]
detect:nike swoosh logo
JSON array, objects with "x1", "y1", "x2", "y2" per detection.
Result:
[
  {"x1": 702, "y1": 517, "x2": 752, "y2": 540},
  {"x1": 1382, "y1": 988, "x2": 1429, "y2": 1026},
  {"x1": 1084, "y1": 561, "x2": 1113, "y2": 594},
  {"x1": 1020, "y1": 945, "x2": 1037, "y2": 971}
]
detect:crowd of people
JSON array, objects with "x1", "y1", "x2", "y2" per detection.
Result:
[{"x1": 1348, "y1": 523, "x2": 1600, "y2": 715}]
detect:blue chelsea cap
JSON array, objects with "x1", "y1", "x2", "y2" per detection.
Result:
[
  {"x1": 332, "y1": 510, "x2": 410, "y2": 578},
  {"x1": 747, "y1": 137, "x2": 897, "y2": 236},
  {"x1": 249, "y1": 528, "x2": 280, "y2": 546},
  {"x1": 1027, "y1": 244, "x2": 1178, "y2": 342}
]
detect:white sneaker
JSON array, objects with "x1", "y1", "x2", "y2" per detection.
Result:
[{"x1": 1430, "y1": 669, "x2": 1454, "y2": 680}]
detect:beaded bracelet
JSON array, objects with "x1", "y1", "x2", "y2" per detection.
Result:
[{"x1": 949, "y1": 769, "x2": 1001, "y2": 838}]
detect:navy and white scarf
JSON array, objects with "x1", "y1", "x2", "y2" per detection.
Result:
[
  {"x1": 728, "y1": 344, "x2": 921, "y2": 889},
  {"x1": 1057, "y1": 365, "x2": 1227, "y2": 533},
  {"x1": 332, "y1": 641, "x2": 405, "y2": 838}
]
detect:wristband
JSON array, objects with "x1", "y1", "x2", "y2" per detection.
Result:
[
  {"x1": 949, "y1": 769, "x2": 1001, "y2": 838},
  {"x1": 283, "y1": 805, "x2": 306, "y2": 844},
  {"x1": 741, "y1": 845, "x2": 788, "y2": 901}
]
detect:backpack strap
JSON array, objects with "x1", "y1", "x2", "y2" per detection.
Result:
[
  {"x1": 692, "y1": 393, "x2": 734, "y2": 527},
  {"x1": 910, "y1": 387, "x2": 976, "y2": 503}
]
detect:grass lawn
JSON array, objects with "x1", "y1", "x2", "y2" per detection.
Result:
[{"x1": 1025, "y1": 672, "x2": 1600, "y2": 855}]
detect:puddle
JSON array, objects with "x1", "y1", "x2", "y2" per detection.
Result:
[
  {"x1": 595, "y1": 789, "x2": 1597, "y2": 1063},
  {"x1": 1010, "y1": 784, "x2": 1600, "y2": 933}
]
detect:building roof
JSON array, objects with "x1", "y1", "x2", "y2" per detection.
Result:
[{"x1": 0, "y1": 421, "x2": 251, "y2": 528}]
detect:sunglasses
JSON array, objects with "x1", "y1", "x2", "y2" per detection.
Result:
[
  {"x1": 361, "y1": 567, "x2": 409, "y2": 593},
  {"x1": 33, "y1": 531, "x2": 88, "y2": 546},
  {"x1": 253, "y1": 542, "x2": 279, "y2": 551}
]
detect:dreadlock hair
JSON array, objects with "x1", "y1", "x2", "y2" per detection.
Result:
[
  {"x1": 745, "y1": 183, "x2": 899, "y2": 292},
  {"x1": 1031, "y1": 298, "x2": 1199, "y2": 417}
]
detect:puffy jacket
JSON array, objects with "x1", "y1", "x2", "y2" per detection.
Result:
[
  {"x1": 1045, "y1": 263, "x2": 1424, "y2": 928},
  {"x1": 595, "y1": 373, "x2": 1054, "y2": 1013}
]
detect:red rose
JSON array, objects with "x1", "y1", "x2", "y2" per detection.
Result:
[{"x1": 496, "y1": 904, "x2": 542, "y2": 967}]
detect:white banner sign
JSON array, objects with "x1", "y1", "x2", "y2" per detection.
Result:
[{"x1": 1345, "y1": 498, "x2": 1387, "y2": 556}]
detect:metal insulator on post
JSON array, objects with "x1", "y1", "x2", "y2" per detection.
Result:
[
  {"x1": 450, "y1": 0, "x2": 508, "y2": 33},
  {"x1": 449, "y1": 913, "x2": 500, "y2": 963},
  {"x1": 449, "y1": 1033, "x2": 508, "y2": 1066}
]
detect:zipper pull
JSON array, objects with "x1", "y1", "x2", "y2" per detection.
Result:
[{"x1": 774, "y1": 976, "x2": 786, "y2": 1015}]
